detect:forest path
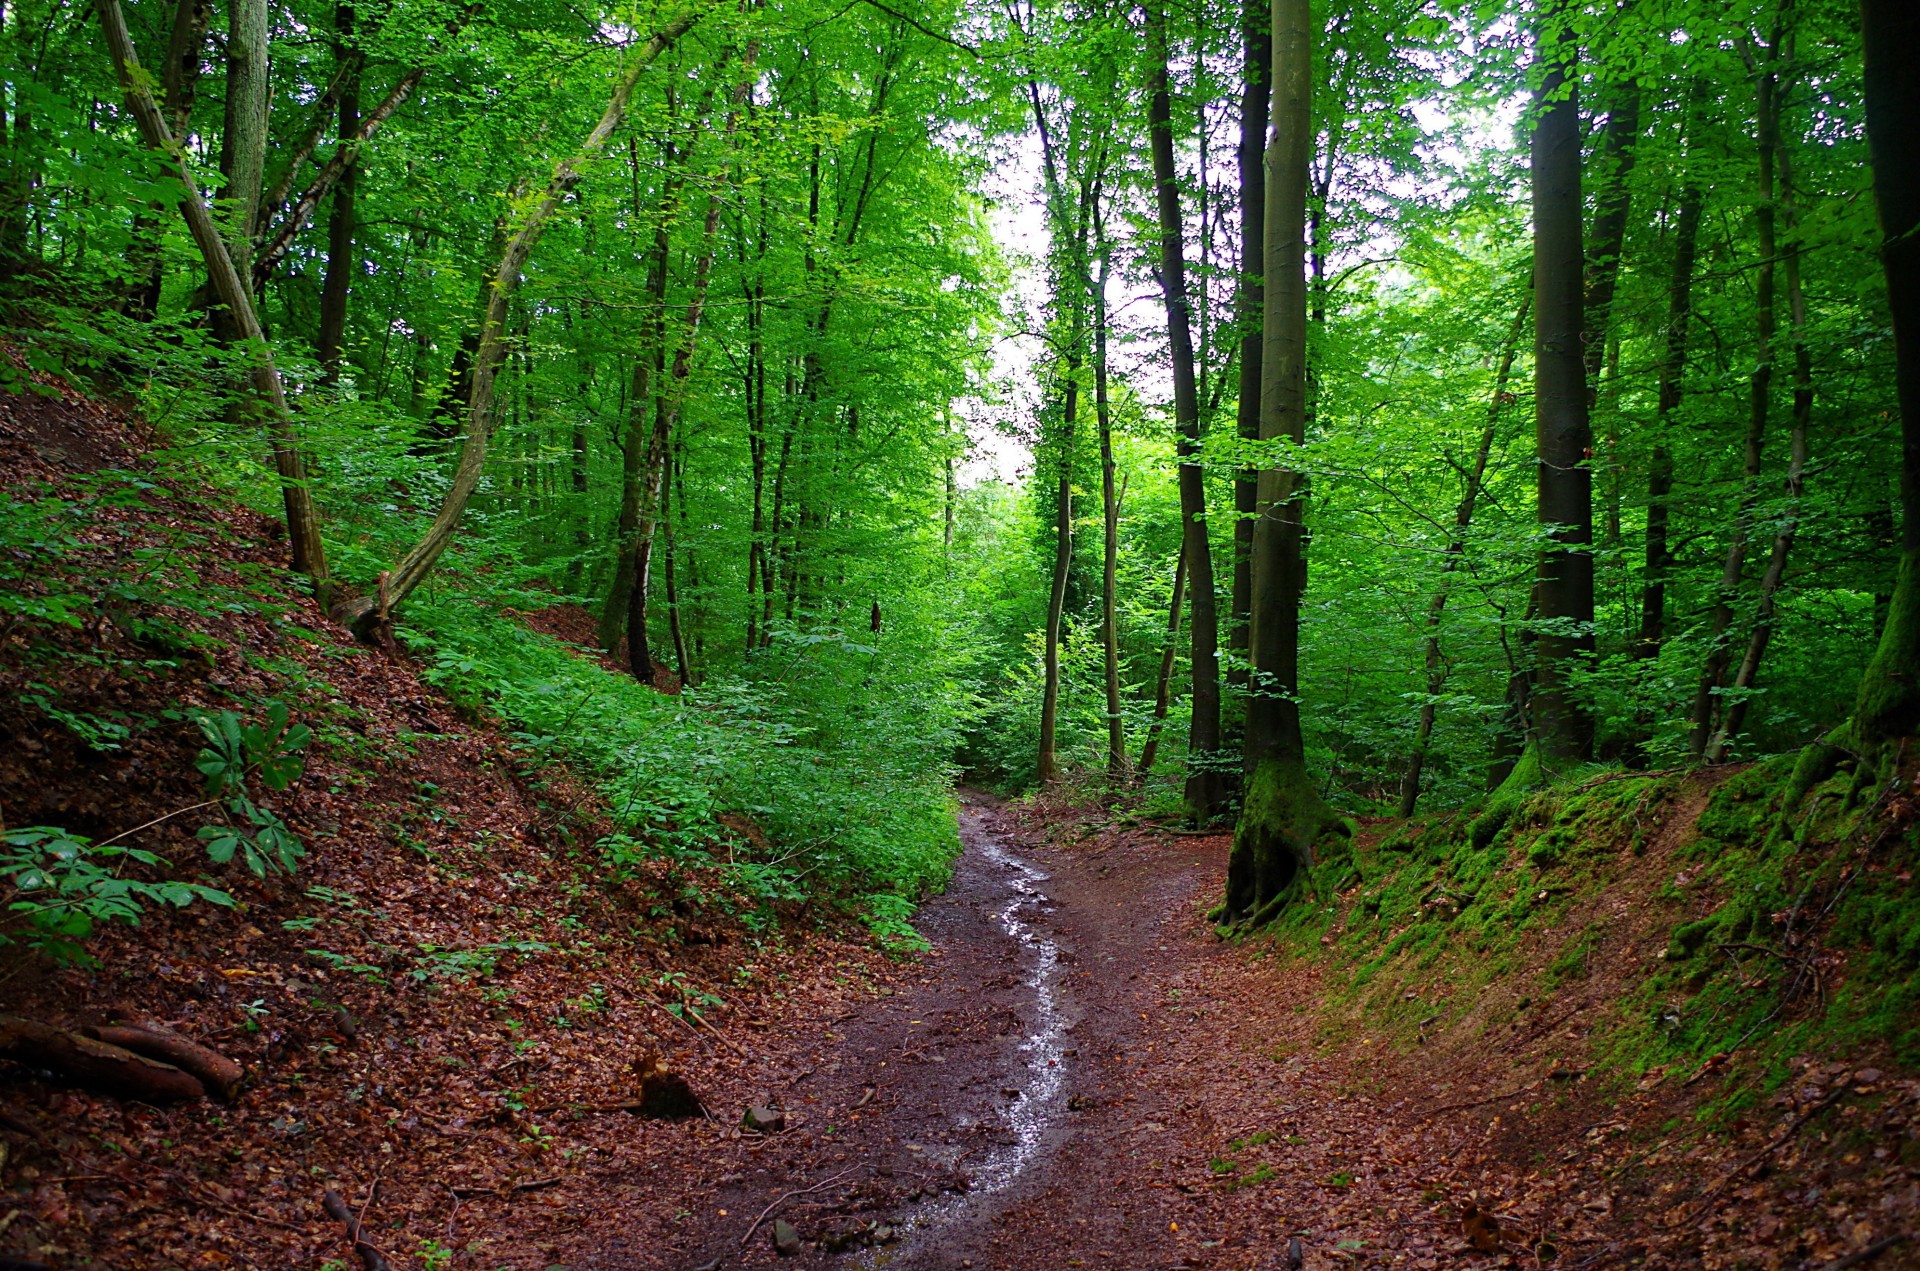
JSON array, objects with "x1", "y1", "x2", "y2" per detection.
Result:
[{"x1": 658, "y1": 792, "x2": 1348, "y2": 1271}]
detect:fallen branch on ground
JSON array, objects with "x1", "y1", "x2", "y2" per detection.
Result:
[
  {"x1": 738, "y1": 1166, "x2": 857, "y2": 1247},
  {"x1": 323, "y1": 1188, "x2": 393, "y2": 1271}
]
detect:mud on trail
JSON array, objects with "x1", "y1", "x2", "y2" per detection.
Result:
[{"x1": 589, "y1": 793, "x2": 1477, "y2": 1271}]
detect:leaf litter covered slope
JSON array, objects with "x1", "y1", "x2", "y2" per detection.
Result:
[{"x1": 0, "y1": 378, "x2": 915, "y2": 1269}]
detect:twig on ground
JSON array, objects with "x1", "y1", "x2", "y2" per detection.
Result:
[
  {"x1": 738, "y1": 1166, "x2": 857, "y2": 1247},
  {"x1": 853, "y1": 1086, "x2": 876, "y2": 1109},
  {"x1": 449, "y1": 1175, "x2": 561, "y2": 1198},
  {"x1": 1418, "y1": 1079, "x2": 1542, "y2": 1122}
]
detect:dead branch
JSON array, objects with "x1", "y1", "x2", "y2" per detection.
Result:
[
  {"x1": 1417, "y1": 1079, "x2": 1542, "y2": 1122},
  {"x1": 323, "y1": 1188, "x2": 393, "y2": 1271},
  {"x1": 1820, "y1": 1234, "x2": 1911, "y2": 1270},
  {"x1": 1677, "y1": 1084, "x2": 1850, "y2": 1225},
  {"x1": 738, "y1": 1166, "x2": 857, "y2": 1247},
  {"x1": 83, "y1": 1022, "x2": 240, "y2": 1099},
  {"x1": 0, "y1": 1016, "x2": 203, "y2": 1103}
]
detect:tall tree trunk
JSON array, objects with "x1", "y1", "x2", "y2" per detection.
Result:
[
  {"x1": 1147, "y1": 4, "x2": 1224, "y2": 819},
  {"x1": 1222, "y1": 0, "x2": 1340, "y2": 925},
  {"x1": 1693, "y1": 58, "x2": 1780, "y2": 756},
  {"x1": 316, "y1": 2, "x2": 358, "y2": 384},
  {"x1": 1095, "y1": 238, "x2": 1126, "y2": 781},
  {"x1": 1527, "y1": 0, "x2": 1594, "y2": 768},
  {"x1": 1137, "y1": 546, "x2": 1186, "y2": 776},
  {"x1": 335, "y1": 6, "x2": 705, "y2": 638},
  {"x1": 1851, "y1": 0, "x2": 1920, "y2": 746},
  {"x1": 1398, "y1": 293, "x2": 1529, "y2": 817},
  {"x1": 1229, "y1": 0, "x2": 1271, "y2": 697},
  {"x1": 97, "y1": 0, "x2": 329, "y2": 596},
  {"x1": 218, "y1": 0, "x2": 269, "y2": 271},
  {"x1": 1637, "y1": 172, "x2": 1704, "y2": 658},
  {"x1": 1712, "y1": 112, "x2": 1817, "y2": 759}
]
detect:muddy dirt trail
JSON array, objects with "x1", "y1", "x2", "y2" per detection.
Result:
[{"x1": 621, "y1": 792, "x2": 1318, "y2": 1271}]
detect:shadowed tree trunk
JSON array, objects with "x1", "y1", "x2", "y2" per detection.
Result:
[
  {"x1": 1848, "y1": 0, "x2": 1920, "y2": 748},
  {"x1": 1637, "y1": 171, "x2": 1704, "y2": 659},
  {"x1": 1693, "y1": 49, "x2": 1781, "y2": 756},
  {"x1": 1229, "y1": 0, "x2": 1271, "y2": 706},
  {"x1": 1526, "y1": 0, "x2": 1594, "y2": 769},
  {"x1": 1221, "y1": 0, "x2": 1344, "y2": 926},
  {"x1": 316, "y1": 2, "x2": 359, "y2": 384},
  {"x1": 218, "y1": 0, "x2": 269, "y2": 272},
  {"x1": 1147, "y1": 3, "x2": 1224, "y2": 820}
]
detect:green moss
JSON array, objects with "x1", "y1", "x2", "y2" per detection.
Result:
[{"x1": 1222, "y1": 756, "x2": 1349, "y2": 926}]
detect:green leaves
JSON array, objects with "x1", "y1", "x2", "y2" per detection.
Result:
[
  {"x1": 0, "y1": 826, "x2": 234, "y2": 966},
  {"x1": 193, "y1": 704, "x2": 312, "y2": 877}
]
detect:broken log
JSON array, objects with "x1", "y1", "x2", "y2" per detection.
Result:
[
  {"x1": 0, "y1": 1016, "x2": 203, "y2": 1103},
  {"x1": 84, "y1": 1022, "x2": 241, "y2": 1100}
]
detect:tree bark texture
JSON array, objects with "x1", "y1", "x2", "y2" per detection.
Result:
[
  {"x1": 1637, "y1": 173, "x2": 1704, "y2": 659},
  {"x1": 218, "y1": 0, "x2": 269, "y2": 267},
  {"x1": 1229, "y1": 0, "x2": 1271, "y2": 695},
  {"x1": 316, "y1": 2, "x2": 359, "y2": 383}
]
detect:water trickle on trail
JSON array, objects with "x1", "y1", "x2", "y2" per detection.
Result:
[{"x1": 867, "y1": 810, "x2": 1072, "y2": 1263}]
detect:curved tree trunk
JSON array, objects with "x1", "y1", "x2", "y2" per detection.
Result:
[{"x1": 335, "y1": 7, "x2": 705, "y2": 638}]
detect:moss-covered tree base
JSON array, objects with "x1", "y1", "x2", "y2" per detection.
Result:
[
  {"x1": 1219, "y1": 757, "x2": 1349, "y2": 928},
  {"x1": 1467, "y1": 742, "x2": 1545, "y2": 849}
]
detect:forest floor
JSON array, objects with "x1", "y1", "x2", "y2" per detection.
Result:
[{"x1": 2, "y1": 376, "x2": 1914, "y2": 1270}]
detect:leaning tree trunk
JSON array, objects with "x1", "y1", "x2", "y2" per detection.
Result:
[
  {"x1": 1526, "y1": 0, "x2": 1594, "y2": 770},
  {"x1": 334, "y1": 6, "x2": 704, "y2": 639},
  {"x1": 1398, "y1": 293, "x2": 1529, "y2": 817},
  {"x1": 1147, "y1": 5, "x2": 1225, "y2": 820},
  {"x1": 1844, "y1": 0, "x2": 1919, "y2": 748},
  {"x1": 1220, "y1": 0, "x2": 1343, "y2": 927},
  {"x1": 97, "y1": 0, "x2": 330, "y2": 599}
]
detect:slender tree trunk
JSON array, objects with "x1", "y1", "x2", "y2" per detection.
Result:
[
  {"x1": 1138, "y1": 546, "x2": 1186, "y2": 776},
  {"x1": 1637, "y1": 175, "x2": 1704, "y2": 658},
  {"x1": 1095, "y1": 239, "x2": 1126, "y2": 780},
  {"x1": 1147, "y1": 5, "x2": 1224, "y2": 819},
  {"x1": 1852, "y1": 0, "x2": 1920, "y2": 746},
  {"x1": 1693, "y1": 61, "x2": 1780, "y2": 756},
  {"x1": 316, "y1": 2, "x2": 358, "y2": 384},
  {"x1": 1222, "y1": 0, "x2": 1340, "y2": 924},
  {"x1": 1399, "y1": 293, "x2": 1529, "y2": 816},
  {"x1": 335, "y1": 6, "x2": 705, "y2": 637},
  {"x1": 1036, "y1": 361, "x2": 1076, "y2": 785},
  {"x1": 626, "y1": 43, "x2": 756, "y2": 683},
  {"x1": 218, "y1": 0, "x2": 269, "y2": 271},
  {"x1": 1711, "y1": 132, "x2": 1816, "y2": 760},
  {"x1": 97, "y1": 0, "x2": 330, "y2": 598},
  {"x1": 1528, "y1": 0, "x2": 1595, "y2": 767},
  {"x1": 1230, "y1": 0, "x2": 1271, "y2": 697}
]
